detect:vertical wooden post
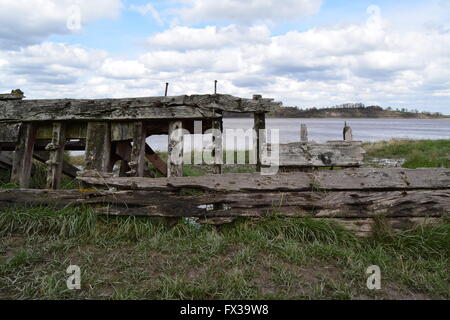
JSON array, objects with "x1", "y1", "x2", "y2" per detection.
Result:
[
  {"x1": 85, "y1": 122, "x2": 111, "y2": 172},
  {"x1": 168, "y1": 121, "x2": 183, "y2": 177},
  {"x1": 129, "y1": 121, "x2": 146, "y2": 177},
  {"x1": 46, "y1": 122, "x2": 66, "y2": 190},
  {"x1": 212, "y1": 118, "x2": 223, "y2": 174},
  {"x1": 254, "y1": 112, "x2": 266, "y2": 172},
  {"x1": 300, "y1": 124, "x2": 308, "y2": 142},
  {"x1": 11, "y1": 123, "x2": 36, "y2": 188},
  {"x1": 343, "y1": 121, "x2": 353, "y2": 141}
]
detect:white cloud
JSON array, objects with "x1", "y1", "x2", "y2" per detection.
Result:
[
  {"x1": 130, "y1": 2, "x2": 164, "y2": 26},
  {"x1": 1, "y1": 4, "x2": 450, "y2": 113},
  {"x1": 0, "y1": 0, "x2": 122, "y2": 49},
  {"x1": 174, "y1": 0, "x2": 323, "y2": 24},
  {"x1": 145, "y1": 25, "x2": 270, "y2": 50}
]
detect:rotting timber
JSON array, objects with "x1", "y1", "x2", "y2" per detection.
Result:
[
  {"x1": 0, "y1": 91, "x2": 448, "y2": 235},
  {"x1": 0, "y1": 92, "x2": 281, "y2": 188}
]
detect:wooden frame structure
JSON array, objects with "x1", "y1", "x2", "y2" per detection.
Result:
[{"x1": 0, "y1": 93, "x2": 280, "y2": 189}]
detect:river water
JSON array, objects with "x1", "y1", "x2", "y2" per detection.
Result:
[{"x1": 148, "y1": 118, "x2": 450, "y2": 151}]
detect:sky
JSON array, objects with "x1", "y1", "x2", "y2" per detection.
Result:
[{"x1": 0, "y1": 0, "x2": 449, "y2": 113}]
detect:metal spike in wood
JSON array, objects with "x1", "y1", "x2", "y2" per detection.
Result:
[
  {"x1": 214, "y1": 80, "x2": 217, "y2": 94},
  {"x1": 165, "y1": 83, "x2": 169, "y2": 97}
]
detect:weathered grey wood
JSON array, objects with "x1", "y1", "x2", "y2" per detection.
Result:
[
  {"x1": 254, "y1": 112, "x2": 266, "y2": 172},
  {"x1": 85, "y1": 122, "x2": 111, "y2": 172},
  {"x1": 33, "y1": 151, "x2": 79, "y2": 178},
  {"x1": 167, "y1": 121, "x2": 183, "y2": 177},
  {"x1": 300, "y1": 124, "x2": 308, "y2": 142},
  {"x1": 0, "y1": 123, "x2": 21, "y2": 143},
  {"x1": 77, "y1": 168, "x2": 450, "y2": 192},
  {"x1": 145, "y1": 143, "x2": 167, "y2": 176},
  {"x1": 0, "y1": 94, "x2": 281, "y2": 123},
  {"x1": 111, "y1": 122, "x2": 136, "y2": 142},
  {"x1": 46, "y1": 123, "x2": 66, "y2": 189},
  {"x1": 264, "y1": 141, "x2": 365, "y2": 167},
  {"x1": 36, "y1": 123, "x2": 86, "y2": 140},
  {"x1": 0, "y1": 189, "x2": 447, "y2": 220},
  {"x1": 343, "y1": 122, "x2": 353, "y2": 141},
  {"x1": 10, "y1": 124, "x2": 37, "y2": 188},
  {"x1": 0, "y1": 93, "x2": 24, "y2": 100},
  {"x1": 212, "y1": 118, "x2": 223, "y2": 174},
  {"x1": 128, "y1": 122, "x2": 146, "y2": 177}
]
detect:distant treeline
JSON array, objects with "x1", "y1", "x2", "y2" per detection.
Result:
[{"x1": 224, "y1": 103, "x2": 447, "y2": 118}]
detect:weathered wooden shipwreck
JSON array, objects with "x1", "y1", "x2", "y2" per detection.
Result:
[{"x1": 0, "y1": 90, "x2": 448, "y2": 235}]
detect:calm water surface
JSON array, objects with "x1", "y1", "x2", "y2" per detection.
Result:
[{"x1": 148, "y1": 118, "x2": 450, "y2": 151}]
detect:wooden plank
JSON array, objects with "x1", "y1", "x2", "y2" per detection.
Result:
[
  {"x1": 10, "y1": 124, "x2": 37, "y2": 188},
  {"x1": 145, "y1": 143, "x2": 167, "y2": 176},
  {"x1": 0, "y1": 123, "x2": 21, "y2": 143},
  {"x1": 85, "y1": 122, "x2": 111, "y2": 172},
  {"x1": 129, "y1": 122, "x2": 146, "y2": 177},
  {"x1": 254, "y1": 112, "x2": 266, "y2": 172},
  {"x1": 111, "y1": 122, "x2": 136, "y2": 142},
  {"x1": 167, "y1": 121, "x2": 183, "y2": 177},
  {"x1": 0, "y1": 93, "x2": 24, "y2": 100},
  {"x1": 264, "y1": 141, "x2": 365, "y2": 167},
  {"x1": 0, "y1": 189, "x2": 447, "y2": 219},
  {"x1": 300, "y1": 124, "x2": 308, "y2": 142},
  {"x1": 36, "y1": 123, "x2": 87, "y2": 140},
  {"x1": 45, "y1": 123, "x2": 66, "y2": 189},
  {"x1": 212, "y1": 118, "x2": 223, "y2": 174},
  {"x1": 0, "y1": 94, "x2": 281, "y2": 123},
  {"x1": 77, "y1": 168, "x2": 450, "y2": 192}
]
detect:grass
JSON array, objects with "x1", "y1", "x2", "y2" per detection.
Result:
[
  {"x1": 363, "y1": 139, "x2": 450, "y2": 168},
  {"x1": 0, "y1": 139, "x2": 448, "y2": 299},
  {"x1": 0, "y1": 208, "x2": 448, "y2": 300}
]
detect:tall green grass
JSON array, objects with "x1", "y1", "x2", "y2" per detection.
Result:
[{"x1": 363, "y1": 139, "x2": 450, "y2": 168}]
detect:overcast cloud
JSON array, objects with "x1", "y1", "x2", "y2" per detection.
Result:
[{"x1": 0, "y1": 0, "x2": 449, "y2": 112}]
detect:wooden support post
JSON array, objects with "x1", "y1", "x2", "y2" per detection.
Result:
[
  {"x1": 254, "y1": 112, "x2": 266, "y2": 172},
  {"x1": 129, "y1": 122, "x2": 146, "y2": 177},
  {"x1": 168, "y1": 121, "x2": 183, "y2": 177},
  {"x1": 114, "y1": 142, "x2": 132, "y2": 177},
  {"x1": 343, "y1": 122, "x2": 353, "y2": 141},
  {"x1": 145, "y1": 143, "x2": 167, "y2": 176},
  {"x1": 300, "y1": 124, "x2": 308, "y2": 142},
  {"x1": 212, "y1": 118, "x2": 223, "y2": 174},
  {"x1": 85, "y1": 122, "x2": 111, "y2": 172},
  {"x1": 11, "y1": 123, "x2": 37, "y2": 188},
  {"x1": 46, "y1": 122, "x2": 66, "y2": 189}
]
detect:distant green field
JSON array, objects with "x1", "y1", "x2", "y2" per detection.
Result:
[{"x1": 363, "y1": 139, "x2": 450, "y2": 168}]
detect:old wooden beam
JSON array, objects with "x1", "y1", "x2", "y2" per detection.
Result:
[
  {"x1": 128, "y1": 122, "x2": 146, "y2": 177},
  {"x1": 145, "y1": 143, "x2": 167, "y2": 176},
  {"x1": 85, "y1": 122, "x2": 111, "y2": 172},
  {"x1": 254, "y1": 112, "x2": 266, "y2": 172},
  {"x1": 0, "y1": 94, "x2": 281, "y2": 123},
  {"x1": 45, "y1": 123, "x2": 67, "y2": 189},
  {"x1": 264, "y1": 141, "x2": 366, "y2": 168},
  {"x1": 77, "y1": 168, "x2": 450, "y2": 193},
  {"x1": 0, "y1": 93, "x2": 24, "y2": 100},
  {"x1": 10, "y1": 124, "x2": 37, "y2": 188},
  {"x1": 167, "y1": 121, "x2": 183, "y2": 177},
  {"x1": 0, "y1": 189, "x2": 447, "y2": 220}
]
